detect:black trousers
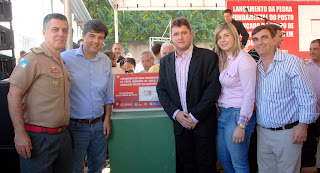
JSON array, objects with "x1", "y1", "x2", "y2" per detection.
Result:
[
  {"x1": 301, "y1": 123, "x2": 317, "y2": 168},
  {"x1": 248, "y1": 125, "x2": 258, "y2": 173},
  {"x1": 175, "y1": 130, "x2": 216, "y2": 173}
]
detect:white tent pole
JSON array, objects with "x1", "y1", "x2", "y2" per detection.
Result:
[
  {"x1": 64, "y1": 0, "x2": 73, "y2": 50},
  {"x1": 114, "y1": 9, "x2": 118, "y2": 43}
]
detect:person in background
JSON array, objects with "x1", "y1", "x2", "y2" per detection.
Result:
[
  {"x1": 160, "y1": 42, "x2": 176, "y2": 57},
  {"x1": 61, "y1": 29, "x2": 80, "y2": 52},
  {"x1": 224, "y1": 9, "x2": 249, "y2": 48},
  {"x1": 306, "y1": 39, "x2": 320, "y2": 172},
  {"x1": 148, "y1": 42, "x2": 175, "y2": 73},
  {"x1": 20, "y1": 50, "x2": 26, "y2": 57},
  {"x1": 139, "y1": 50, "x2": 154, "y2": 73},
  {"x1": 268, "y1": 24, "x2": 285, "y2": 49},
  {"x1": 7, "y1": 13, "x2": 72, "y2": 173},
  {"x1": 301, "y1": 39, "x2": 320, "y2": 170},
  {"x1": 157, "y1": 17, "x2": 221, "y2": 173},
  {"x1": 134, "y1": 57, "x2": 145, "y2": 73},
  {"x1": 112, "y1": 43, "x2": 125, "y2": 63},
  {"x1": 152, "y1": 43, "x2": 162, "y2": 64},
  {"x1": 104, "y1": 50, "x2": 124, "y2": 74},
  {"x1": 77, "y1": 39, "x2": 84, "y2": 45},
  {"x1": 61, "y1": 19, "x2": 114, "y2": 173},
  {"x1": 248, "y1": 24, "x2": 284, "y2": 62},
  {"x1": 120, "y1": 58, "x2": 136, "y2": 73},
  {"x1": 124, "y1": 53, "x2": 133, "y2": 58},
  {"x1": 17, "y1": 50, "x2": 27, "y2": 62},
  {"x1": 215, "y1": 22, "x2": 257, "y2": 173},
  {"x1": 253, "y1": 25, "x2": 318, "y2": 173}
]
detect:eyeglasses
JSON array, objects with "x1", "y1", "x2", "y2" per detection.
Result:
[
  {"x1": 125, "y1": 70, "x2": 134, "y2": 73},
  {"x1": 141, "y1": 58, "x2": 153, "y2": 64}
]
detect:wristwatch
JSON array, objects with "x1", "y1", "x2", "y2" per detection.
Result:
[{"x1": 238, "y1": 123, "x2": 246, "y2": 129}]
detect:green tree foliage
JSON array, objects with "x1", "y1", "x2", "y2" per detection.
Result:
[{"x1": 83, "y1": 0, "x2": 224, "y2": 50}]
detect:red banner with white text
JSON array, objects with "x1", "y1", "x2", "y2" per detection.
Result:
[
  {"x1": 227, "y1": 1, "x2": 320, "y2": 60},
  {"x1": 113, "y1": 73, "x2": 162, "y2": 112}
]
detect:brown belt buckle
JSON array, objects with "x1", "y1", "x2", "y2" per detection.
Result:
[
  {"x1": 58, "y1": 128, "x2": 64, "y2": 132},
  {"x1": 88, "y1": 119, "x2": 93, "y2": 124}
]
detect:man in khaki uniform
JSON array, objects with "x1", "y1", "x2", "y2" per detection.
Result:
[{"x1": 7, "y1": 13, "x2": 72, "y2": 173}]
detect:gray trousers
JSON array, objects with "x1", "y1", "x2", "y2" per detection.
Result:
[{"x1": 257, "y1": 125, "x2": 303, "y2": 173}]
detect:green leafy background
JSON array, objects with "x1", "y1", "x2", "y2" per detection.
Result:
[{"x1": 83, "y1": 0, "x2": 224, "y2": 52}]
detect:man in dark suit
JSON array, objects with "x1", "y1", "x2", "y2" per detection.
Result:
[
  {"x1": 156, "y1": 17, "x2": 221, "y2": 173},
  {"x1": 224, "y1": 9, "x2": 249, "y2": 47}
]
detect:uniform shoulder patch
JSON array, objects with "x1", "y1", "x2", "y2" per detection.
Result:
[
  {"x1": 17, "y1": 58, "x2": 29, "y2": 68},
  {"x1": 30, "y1": 47, "x2": 44, "y2": 54}
]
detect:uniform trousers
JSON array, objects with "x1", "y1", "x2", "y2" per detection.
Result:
[
  {"x1": 257, "y1": 125, "x2": 303, "y2": 173},
  {"x1": 20, "y1": 128, "x2": 73, "y2": 173}
]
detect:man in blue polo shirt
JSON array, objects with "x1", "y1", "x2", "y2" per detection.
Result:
[{"x1": 61, "y1": 19, "x2": 114, "y2": 173}]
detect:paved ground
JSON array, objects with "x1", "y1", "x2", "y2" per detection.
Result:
[
  {"x1": 102, "y1": 167, "x2": 110, "y2": 173},
  {"x1": 218, "y1": 167, "x2": 318, "y2": 173},
  {"x1": 87, "y1": 161, "x2": 317, "y2": 173},
  {"x1": 83, "y1": 167, "x2": 110, "y2": 173},
  {"x1": 98, "y1": 166, "x2": 317, "y2": 173}
]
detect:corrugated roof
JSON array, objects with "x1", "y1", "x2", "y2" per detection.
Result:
[{"x1": 61, "y1": 0, "x2": 91, "y2": 27}]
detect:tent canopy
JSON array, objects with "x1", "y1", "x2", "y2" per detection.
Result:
[
  {"x1": 61, "y1": 0, "x2": 91, "y2": 26},
  {"x1": 108, "y1": 0, "x2": 225, "y2": 42},
  {"x1": 108, "y1": 0, "x2": 226, "y2": 11}
]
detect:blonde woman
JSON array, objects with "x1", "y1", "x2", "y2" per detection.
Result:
[{"x1": 215, "y1": 22, "x2": 257, "y2": 173}]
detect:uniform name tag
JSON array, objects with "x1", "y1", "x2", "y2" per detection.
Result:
[{"x1": 51, "y1": 70, "x2": 61, "y2": 73}]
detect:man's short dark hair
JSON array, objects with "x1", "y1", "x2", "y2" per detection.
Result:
[
  {"x1": 83, "y1": 19, "x2": 109, "y2": 39},
  {"x1": 120, "y1": 58, "x2": 136, "y2": 68},
  {"x1": 151, "y1": 44, "x2": 162, "y2": 56},
  {"x1": 267, "y1": 24, "x2": 282, "y2": 32},
  {"x1": 77, "y1": 39, "x2": 83, "y2": 44},
  {"x1": 224, "y1": 9, "x2": 233, "y2": 15},
  {"x1": 252, "y1": 25, "x2": 276, "y2": 38},
  {"x1": 20, "y1": 50, "x2": 26, "y2": 57},
  {"x1": 171, "y1": 18, "x2": 191, "y2": 31},
  {"x1": 104, "y1": 50, "x2": 115, "y2": 60},
  {"x1": 311, "y1": 39, "x2": 320, "y2": 45},
  {"x1": 43, "y1": 13, "x2": 68, "y2": 30}
]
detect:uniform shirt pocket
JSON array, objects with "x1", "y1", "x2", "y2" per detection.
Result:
[{"x1": 34, "y1": 70, "x2": 65, "y2": 94}]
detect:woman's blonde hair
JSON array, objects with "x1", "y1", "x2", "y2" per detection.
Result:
[{"x1": 214, "y1": 22, "x2": 241, "y2": 70}]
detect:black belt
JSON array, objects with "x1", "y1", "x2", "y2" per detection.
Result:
[
  {"x1": 267, "y1": 121, "x2": 299, "y2": 131},
  {"x1": 70, "y1": 115, "x2": 104, "y2": 124}
]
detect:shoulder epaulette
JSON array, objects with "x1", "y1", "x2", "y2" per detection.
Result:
[{"x1": 30, "y1": 47, "x2": 44, "y2": 54}]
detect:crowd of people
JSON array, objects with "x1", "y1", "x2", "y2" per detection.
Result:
[
  {"x1": 100, "y1": 41, "x2": 176, "y2": 75},
  {"x1": 6, "y1": 8, "x2": 320, "y2": 173}
]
